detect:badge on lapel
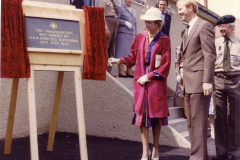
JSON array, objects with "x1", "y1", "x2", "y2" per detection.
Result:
[
  {"x1": 218, "y1": 46, "x2": 222, "y2": 55},
  {"x1": 155, "y1": 55, "x2": 162, "y2": 68}
]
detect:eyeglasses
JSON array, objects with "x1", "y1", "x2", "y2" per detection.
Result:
[{"x1": 218, "y1": 24, "x2": 229, "y2": 29}]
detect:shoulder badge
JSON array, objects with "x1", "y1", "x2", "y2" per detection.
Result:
[{"x1": 233, "y1": 56, "x2": 237, "y2": 61}]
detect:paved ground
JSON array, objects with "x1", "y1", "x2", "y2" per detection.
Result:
[{"x1": 0, "y1": 132, "x2": 216, "y2": 160}]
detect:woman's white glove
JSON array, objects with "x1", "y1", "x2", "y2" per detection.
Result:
[
  {"x1": 176, "y1": 75, "x2": 182, "y2": 83},
  {"x1": 108, "y1": 57, "x2": 120, "y2": 66},
  {"x1": 125, "y1": 21, "x2": 132, "y2": 29},
  {"x1": 137, "y1": 75, "x2": 150, "y2": 85}
]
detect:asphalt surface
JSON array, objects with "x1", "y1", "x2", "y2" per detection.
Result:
[{"x1": 0, "y1": 132, "x2": 216, "y2": 160}]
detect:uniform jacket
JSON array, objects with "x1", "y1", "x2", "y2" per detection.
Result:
[
  {"x1": 181, "y1": 18, "x2": 216, "y2": 94},
  {"x1": 121, "y1": 31, "x2": 171, "y2": 118},
  {"x1": 117, "y1": 4, "x2": 137, "y2": 36},
  {"x1": 96, "y1": 0, "x2": 117, "y2": 29},
  {"x1": 215, "y1": 34, "x2": 240, "y2": 72},
  {"x1": 161, "y1": 12, "x2": 171, "y2": 37}
]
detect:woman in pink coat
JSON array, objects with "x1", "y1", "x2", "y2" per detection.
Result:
[{"x1": 109, "y1": 7, "x2": 171, "y2": 160}]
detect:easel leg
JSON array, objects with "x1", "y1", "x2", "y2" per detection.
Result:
[
  {"x1": 4, "y1": 78, "x2": 19, "y2": 154},
  {"x1": 74, "y1": 68, "x2": 88, "y2": 160},
  {"x1": 28, "y1": 66, "x2": 39, "y2": 160},
  {"x1": 47, "y1": 71, "x2": 64, "y2": 151}
]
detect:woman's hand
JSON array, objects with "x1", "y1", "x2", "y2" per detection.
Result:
[
  {"x1": 137, "y1": 75, "x2": 150, "y2": 85},
  {"x1": 125, "y1": 21, "x2": 132, "y2": 29},
  {"x1": 108, "y1": 57, "x2": 120, "y2": 66}
]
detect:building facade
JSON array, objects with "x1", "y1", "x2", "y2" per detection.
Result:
[{"x1": 0, "y1": 0, "x2": 219, "y2": 147}]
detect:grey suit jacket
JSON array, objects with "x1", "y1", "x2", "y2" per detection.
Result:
[
  {"x1": 117, "y1": 4, "x2": 137, "y2": 36},
  {"x1": 181, "y1": 18, "x2": 216, "y2": 94}
]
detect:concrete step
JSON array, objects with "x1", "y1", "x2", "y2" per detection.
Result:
[
  {"x1": 169, "y1": 106, "x2": 184, "y2": 120},
  {"x1": 167, "y1": 96, "x2": 174, "y2": 107},
  {"x1": 169, "y1": 118, "x2": 188, "y2": 133},
  {"x1": 116, "y1": 77, "x2": 134, "y2": 93},
  {"x1": 180, "y1": 128, "x2": 212, "y2": 142},
  {"x1": 180, "y1": 131, "x2": 189, "y2": 137}
]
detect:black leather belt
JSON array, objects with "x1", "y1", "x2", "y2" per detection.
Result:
[
  {"x1": 105, "y1": 16, "x2": 115, "y2": 18},
  {"x1": 214, "y1": 73, "x2": 240, "y2": 79}
]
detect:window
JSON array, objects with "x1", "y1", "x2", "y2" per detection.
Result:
[{"x1": 134, "y1": 0, "x2": 145, "y2": 5}]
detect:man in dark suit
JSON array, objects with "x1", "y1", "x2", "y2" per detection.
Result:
[
  {"x1": 176, "y1": 0, "x2": 216, "y2": 159},
  {"x1": 156, "y1": 0, "x2": 171, "y2": 37},
  {"x1": 70, "y1": 0, "x2": 84, "y2": 9}
]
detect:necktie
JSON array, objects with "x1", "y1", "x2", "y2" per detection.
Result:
[
  {"x1": 223, "y1": 38, "x2": 230, "y2": 72},
  {"x1": 183, "y1": 25, "x2": 190, "y2": 49}
]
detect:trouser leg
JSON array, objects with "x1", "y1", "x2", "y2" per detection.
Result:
[
  {"x1": 185, "y1": 93, "x2": 210, "y2": 160},
  {"x1": 214, "y1": 76, "x2": 228, "y2": 156},
  {"x1": 226, "y1": 77, "x2": 240, "y2": 157},
  {"x1": 106, "y1": 17, "x2": 118, "y2": 73}
]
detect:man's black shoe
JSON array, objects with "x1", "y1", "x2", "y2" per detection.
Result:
[
  {"x1": 229, "y1": 155, "x2": 240, "y2": 160},
  {"x1": 212, "y1": 155, "x2": 228, "y2": 160}
]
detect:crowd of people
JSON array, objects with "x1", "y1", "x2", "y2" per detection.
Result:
[{"x1": 96, "y1": 0, "x2": 240, "y2": 160}]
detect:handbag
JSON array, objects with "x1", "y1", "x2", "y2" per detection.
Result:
[{"x1": 110, "y1": 0, "x2": 119, "y2": 15}]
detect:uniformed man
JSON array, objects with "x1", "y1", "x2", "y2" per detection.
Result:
[
  {"x1": 96, "y1": 0, "x2": 119, "y2": 77},
  {"x1": 213, "y1": 15, "x2": 240, "y2": 160}
]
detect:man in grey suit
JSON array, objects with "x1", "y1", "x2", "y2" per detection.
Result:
[{"x1": 176, "y1": 0, "x2": 216, "y2": 159}]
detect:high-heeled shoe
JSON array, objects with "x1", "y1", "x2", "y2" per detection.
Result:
[
  {"x1": 126, "y1": 73, "x2": 134, "y2": 78},
  {"x1": 141, "y1": 151, "x2": 151, "y2": 160},
  {"x1": 151, "y1": 157, "x2": 159, "y2": 160},
  {"x1": 118, "y1": 73, "x2": 128, "y2": 78},
  {"x1": 141, "y1": 155, "x2": 152, "y2": 160}
]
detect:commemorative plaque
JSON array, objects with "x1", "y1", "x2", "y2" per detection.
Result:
[{"x1": 25, "y1": 17, "x2": 81, "y2": 50}]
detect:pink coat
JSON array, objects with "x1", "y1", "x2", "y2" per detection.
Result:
[{"x1": 120, "y1": 31, "x2": 171, "y2": 121}]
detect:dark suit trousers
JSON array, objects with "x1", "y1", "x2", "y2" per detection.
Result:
[
  {"x1": 185, "y1": 93, "x2": 211, "y2": 160},
  {"x1": 214, "y1": 76, "x2": 240, "y2": 157},
  {"x1": 106, "y1": 17, "x2": 118, "y2": 72}
]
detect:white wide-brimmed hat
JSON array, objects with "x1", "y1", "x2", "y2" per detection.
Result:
[{"x1": 140, "y1": 7, "x2": 163, "y2": 21}]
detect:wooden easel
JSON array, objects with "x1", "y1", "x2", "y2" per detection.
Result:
[{"x1": 4, "y1": 1, "x2": 88, "y2": 160}]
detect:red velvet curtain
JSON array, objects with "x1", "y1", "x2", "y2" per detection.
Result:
[
  {"x1": 82, "y1": 6, "x2": 107, "y2": 80},
  {"x1": 1, "y1": 0, "x2": 30, "y2": 78}
]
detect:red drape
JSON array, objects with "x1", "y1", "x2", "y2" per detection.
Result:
[
  {"x1": 1, "y1": 0, "x2": 30, "y2": 78},
  {"x1": 82, "y1": 5, "x2": 107, "y2": 80}
]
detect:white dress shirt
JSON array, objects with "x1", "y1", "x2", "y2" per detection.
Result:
[{"x1": 188, "y1": 16, "x2": 198, "y2": 35}]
